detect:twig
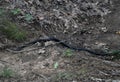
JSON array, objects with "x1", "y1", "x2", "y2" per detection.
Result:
[
  {"x1": 0, "y1": 59, "x2": 14, "y2": 65},
  {"x1": 32, "y1": 72, "x2": 49, "y2": 82},
  {"x1": 6, "y1": 47, "x2": 41, "y2": 53},
  {"x1": 102, "y1": 60, "x2": 120, "y2": 67}
]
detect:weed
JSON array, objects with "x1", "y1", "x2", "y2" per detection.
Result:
[
  {"x1": 11, "y1": 8, "x2": 21, "y2": 15},
  {"x1": 54, "y1": 62, "x2": 59, "y2": 69},
  {"x1": 64, "y1": 49, "x2": 73, "y2": 57},
  {"x1": 0, "y1": 19, "x2": 26, "y2": 41},
  {"x1": 109, "y1": 50, "x2": 120, "y2": 60},
  {"x1": 0, "y1": 8, "x2": 4, "y2": 15},
  {"x1": 24, "y1": 14, "x2": 33, "y2": 21},
  {"x1": 0, "y1": 66, "x2": 14, "y2": 78}
]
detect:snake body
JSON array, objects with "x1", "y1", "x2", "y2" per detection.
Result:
[{"x1": 12, "y1": 37, "x2": 111, "y2": 56}]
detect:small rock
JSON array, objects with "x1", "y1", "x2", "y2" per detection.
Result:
[
  {"x1": 35, "y1": 42, "x2": 42, "y2": 46},
  {"x1": 45, "y1": 41, "x2": 55, "y2": 46},
  {"x1": 38, "y1": 48, "x2": 45, "y2": 54},
  {"x1": 95, "y1": 42, "x2": 107, "y2": 48},
  {"x1": 101, "y1": 27, "x2": 108, "y2": 32},
  {"x1": 72, "y1": 81, "x2": 77, "y2": 82}
]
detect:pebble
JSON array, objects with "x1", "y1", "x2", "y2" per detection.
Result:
[
  {"x1": 45, "y1": 41, "x2": 55, "y2": 47},
  {"x1": 38, "y1": 48, "x2": 45, "y2": 54},
  {"x1": 101, "y1": 27, "x2": 108, "y2": 32}
]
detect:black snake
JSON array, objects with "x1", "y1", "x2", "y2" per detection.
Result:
[{"x1": 11, "y1": 37, "x2": 117, "y2": 56}]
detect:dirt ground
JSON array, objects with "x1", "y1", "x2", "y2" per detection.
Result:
[{"x1": 0, "y1": 0, "x2": 120, "y2": 82}]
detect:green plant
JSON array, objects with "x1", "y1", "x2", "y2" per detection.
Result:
[
  {"x1": 0, "y1": 8, "x2": 4, "y2": 15},
  {"x1": 54, "y1": 62, "x2": 59, "y2": 69},
  {"x1": 0, "y1": 19, "x2": 26, "y2": 41},
  {"x1": 109, "y1": 50, "x2": 120, "y2": 60},
  {"x1": 11, "y1": 8, "x2": 21, "y2": 15},
  {"x1": 24, "y1": 14, "x2": 33, "y2": 21},
  {"x1": 64, "y1": 49, "x2": 73, "y2": 57},
  {"x1": 0, "y1": 66, "x2": 14, "y2": 78}
]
